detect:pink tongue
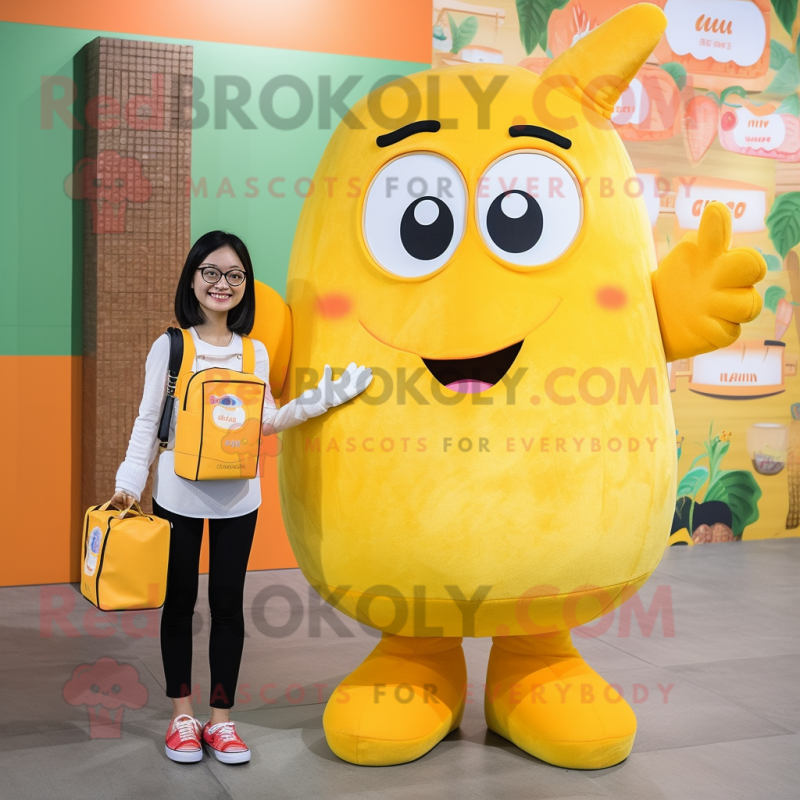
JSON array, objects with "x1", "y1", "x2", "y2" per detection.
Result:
[{"x1": 446, "y1": 379, "x2": 494, "y2": 394}]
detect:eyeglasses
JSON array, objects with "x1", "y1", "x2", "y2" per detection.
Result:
[{"x1": 196, "y1": 265, "x2": 247, "y2": 287}]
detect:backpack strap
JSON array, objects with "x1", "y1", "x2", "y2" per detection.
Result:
[
  {"x1": 241, "y1": 335, "x2": 255, "y2": 374},
  {"x1": 157, "y1": 327, "x2": 191, "y2": 451},
  {"x1": 178, "y1": 328, "x2": 196, "y2": 380}
]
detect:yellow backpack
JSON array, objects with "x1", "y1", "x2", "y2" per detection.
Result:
[
  {"x1": 81, "y1": 500, "x2": 170, "y2": 611},
  {"x1": 158, "y1": 327, "x2": 267, "y2": 481}
]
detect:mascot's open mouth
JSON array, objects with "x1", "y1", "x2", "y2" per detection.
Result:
[{"x1": 422, "y1": 341, "x2": 524, "y2": 394}]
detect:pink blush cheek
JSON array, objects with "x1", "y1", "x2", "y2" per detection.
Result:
[
  {"x1": 596, "y1": 286, "x2": 627, "y2": 310},
  {"x1": 316, "y1": 293, "x2": 352, "y2": 319}
]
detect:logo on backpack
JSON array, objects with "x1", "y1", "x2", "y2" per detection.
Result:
[
  {"x1": 165, "y1": 329, "x2": 267, "y2": 480},
  {"x1": 209, "y1": 394, "x2": 245, "y2": 430},
  {"x1": 84, "y1": 526, "x2": 102, "y2": 577}
]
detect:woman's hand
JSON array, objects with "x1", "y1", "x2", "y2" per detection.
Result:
[{"x1": 110, "y1": 489, "x2": 137, "y2": 510}]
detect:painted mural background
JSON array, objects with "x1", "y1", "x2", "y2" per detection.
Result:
[{"x1": 432, "y1": 0, "x2": 800, "y2": 543}]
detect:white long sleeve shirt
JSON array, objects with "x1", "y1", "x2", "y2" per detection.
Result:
[{"x1": 115, "y1": 325, "x2": 322, "y2": 519}]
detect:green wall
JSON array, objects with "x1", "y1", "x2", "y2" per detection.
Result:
[{"x1": 0, "y1": 21, "x2": 428, "y2": 356}]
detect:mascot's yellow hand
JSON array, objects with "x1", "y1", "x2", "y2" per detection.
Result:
[{"x1": 651, "y1": 200, "x2": 766, "y2": 362}]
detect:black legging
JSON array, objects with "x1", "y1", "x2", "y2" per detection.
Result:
[{"x1": 153, "y1": 498, "x2": 258, "y2": 709}]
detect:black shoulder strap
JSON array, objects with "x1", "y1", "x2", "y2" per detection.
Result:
[
  {"x1": 166, "y1": 327, "x2": 184, "y2": 377},
  {"x1": 157, "y1": 327, "x2": 185, "y2": 449}
]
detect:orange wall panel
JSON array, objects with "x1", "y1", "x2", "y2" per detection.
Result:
[
  {"x1": 0, "y1": 356, "x2": 83, "y2": 586},
  {"x1": 0, "y1": 0, "x2": 432, "y2": 63},
  {"x1": 1, "y1": 355, "x2": 296, "y2": 586},
  {"x1": 252, "y1": 452, "x2": 299, "y2": 571}
]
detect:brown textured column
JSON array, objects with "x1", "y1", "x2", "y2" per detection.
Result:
[{"x1": 80, "y1": 37, "x2": 192, "y2": 514}]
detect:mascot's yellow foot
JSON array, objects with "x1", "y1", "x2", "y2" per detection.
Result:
[
  {"x1": 485, "y1": 630, "x2": 637, "y2": 769},
  {"x1": 323, "y1": 634, "x2": 466, "y2": 766}
]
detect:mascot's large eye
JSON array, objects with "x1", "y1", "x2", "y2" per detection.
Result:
[
  {"x1": 476, "y1": 152, "x2": 582, "y2": 268},
  {"x1": 363, "y1": 153, "x2": 466, "y2": 278}
]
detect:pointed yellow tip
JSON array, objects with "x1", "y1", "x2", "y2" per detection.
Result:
[
  {"x1": 633, "y1": 2, "x2": 668, "y2": 42},
  {"x1": 541, "y1": 3, "x2": 668, "y2": 121}
]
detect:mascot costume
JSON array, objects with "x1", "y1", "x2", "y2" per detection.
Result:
[{"x1": 251, "y1": 4, "x2": 766, "y2": 768}]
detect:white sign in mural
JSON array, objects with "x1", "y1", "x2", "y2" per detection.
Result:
[
  {"x1": 612, "y1": 78, "x2": 650, "y2": 125},
  {"x1": 664, "y1": 0, "x2": 767, "y2": 67},
  {"x1": 690, "y1": 340, "x2": 786, "y2": 397},
  {"x1": 731, "y1": 107, "x2": 787, "y2": 151},
  {"x1": 674, "y1": 179, "x2": 767, "y2": 233}
]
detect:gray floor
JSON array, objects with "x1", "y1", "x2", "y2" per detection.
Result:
[{"x1": 3, "y1": 539, "x2": 799, "y2": 799}]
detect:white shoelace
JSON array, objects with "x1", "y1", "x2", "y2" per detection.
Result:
[
  {"x1": 208, "y1": 722, "x2": 241, "y2": 746},
  {"x1": 173, "y1": 714, "x2": 199, "y2": 741}
]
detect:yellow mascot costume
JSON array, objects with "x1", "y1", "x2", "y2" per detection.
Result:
[{"x1": 251, "y1": 4, "x2": 765, "y2": 768}]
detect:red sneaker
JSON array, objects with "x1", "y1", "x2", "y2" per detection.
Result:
[
  {"x1": 165, "y1": 714, "x2": 203, "y2": 763},
  {"x1": 202, "y1": 720, "x2": 251, "y2": 764}
]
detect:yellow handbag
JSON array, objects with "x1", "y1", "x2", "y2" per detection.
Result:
[
  {"x1": 81, "y1": 500, "x2": 170, "y2": 611},
  {"x1": 159, "y1": 327, "x2": 267, "y2": 481}
]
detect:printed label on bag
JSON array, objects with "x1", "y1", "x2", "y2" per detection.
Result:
[
  {"x1": 209, "y1": 393, "x2": 246, "y2": 430},
  {"x1": 84, "y1": 526, "x2": 102, "y2": 577}
]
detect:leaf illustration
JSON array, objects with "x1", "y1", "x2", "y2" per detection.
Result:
[
  {"x1": 770, "y1": 39, "x2": 792, "y2": 71},
  {"x1": 516, "y1": 0, "x2": 570, "y2": 56},
  {"x1": 450, "y1": 14, "x2": 479, "y2": 54},
  {"x1": 707, "y1": 438, "x2": 730, "y2": 490},
  {"x1": 447, "y1": 13, "x2": 460, "y2": 51},
  {"x1": 766, "y1": 192, "x2": 800, "y2": 259},
  {"x1": 704, "y1": 470, "x2": 762, "y2": 537},
  {"x1": 766, "y1": 253, "x2": 784, "y2": 271},
  {"x1": 766, "y1": 55, "x2": 800, "y2": 95},
  {"x1": 765, "y1": 285, "x2": 788, "y2": 313},
  {"x1": 678, "y1": 467, "x2": 709, "y2": 498},
  {"x1": 777, "y1": 93, "x2": 800, "y2": 115},
  {"x1": 771, "y1": 0, "x2": 799, "y2": 37},
  {"x1": 661, "y1": 62, "x2": 687, "y2": 91}
]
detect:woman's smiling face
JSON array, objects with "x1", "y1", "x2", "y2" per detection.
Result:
[{"x1": 191, "y1": 245, "x2": 247, "y2": 316}]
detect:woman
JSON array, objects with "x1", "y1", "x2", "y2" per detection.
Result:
[{"x1": 112, "y1": 230, "x2": 371, "y2": 764}]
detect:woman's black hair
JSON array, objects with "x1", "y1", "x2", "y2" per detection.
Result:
[{"x1": 174, "y1": 230, "x2": 255, "y2": 334}]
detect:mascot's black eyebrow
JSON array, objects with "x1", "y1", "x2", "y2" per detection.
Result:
[
  {"x1": 509, "y1": 125, "x2": 572, "y2": 150},
  {"x1": 376, "y1": 120, "x2": 442, "y2": 148}
]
